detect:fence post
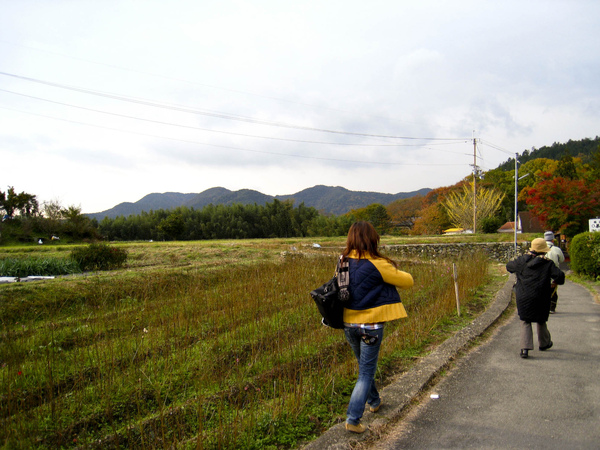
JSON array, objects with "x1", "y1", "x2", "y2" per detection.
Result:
[{"x1": 453, "y1": 263, "x2": 461, "y2": 316}]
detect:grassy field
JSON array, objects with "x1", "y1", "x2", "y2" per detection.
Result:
[{"x1": 0, "y1": 237, "x2": 513, "y2": 449}]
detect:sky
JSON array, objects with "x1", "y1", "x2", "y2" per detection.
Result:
[{"x1": 1, "y1": 0, "x2": 599, "y2": 214}]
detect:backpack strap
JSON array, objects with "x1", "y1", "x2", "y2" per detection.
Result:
[{"x1": 337, "y1": 255, "x2": 350, "y2": 302}]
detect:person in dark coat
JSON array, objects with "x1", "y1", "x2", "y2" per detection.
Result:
[{"x1": 506, "y1": 238, "x2": 565, "y2": 358}]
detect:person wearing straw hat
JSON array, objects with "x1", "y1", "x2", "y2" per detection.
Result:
[
  {"x1": 544, "y1": 231, "x2": 565, "y2": 313},
  {"x1": 506, "y1": 238, "x2": 565, "y2": 358}
]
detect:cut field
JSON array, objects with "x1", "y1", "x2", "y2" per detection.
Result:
[{"x1": 0, "y1": 238, "x2": 508, "y2": 449}]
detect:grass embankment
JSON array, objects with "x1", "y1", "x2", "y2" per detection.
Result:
[{"x1": 0, "y1": 239, "x2": 508, "y2": 449}]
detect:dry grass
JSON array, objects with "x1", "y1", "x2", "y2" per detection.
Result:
[{"x1": 1, "y1": 238, "x2": 507, "y2": 449}]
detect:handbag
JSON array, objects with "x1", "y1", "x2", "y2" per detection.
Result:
[{"x1": 310, "y1": 256, "x2": 350, "y2": 329}]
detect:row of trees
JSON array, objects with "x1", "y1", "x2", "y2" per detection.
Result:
[
  {"x1": 98, "y1": 200, "x2": 353, "y2": 241},
  {"x1": 3, "y1": 139, "x2": 599, "y2": 243},
  {"x1": 0, "y1": 192, "x2": 356, "y2": 243},
  {"x1": 496, "y1": 137, "x2": 600, "y2": 171},
  {"x1": 1, "y1": 187, "x2": 39, "y2": 219},
  {"x1": 1, "y1": 187, "x2": 99, "y2": 243}
]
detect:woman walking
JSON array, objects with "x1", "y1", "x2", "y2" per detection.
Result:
[
  {"x1": 341, "y1": 221, "x2": 414, "y2": 433},
  {"x1": 506, "y1": 238, "x2": 565, "y2": 358}
]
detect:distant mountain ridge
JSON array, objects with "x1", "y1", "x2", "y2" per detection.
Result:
[{"x1": 87, "y1": 185, "x2": 431, "y2": 220}]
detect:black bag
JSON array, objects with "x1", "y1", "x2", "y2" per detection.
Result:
[{"x1": 310, "y1": 256, "x2": 350, "y2": 329}]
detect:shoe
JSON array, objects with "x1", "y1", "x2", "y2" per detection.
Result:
[
  {"x1": 540, "y1": 341, "x2": 553, "y2": 351},
  {"x1": 369, "y1": 402, "x2": 381, "y2": 413},
  {"x1": 345, "y1": 422, "x2": 367, "y2": 433},
  {"x1": 549, "y1": 310, "x2": 556, "y2": 314},
  {"x1": 520, "y1": 349, "x2": 529, "y2": 358}
]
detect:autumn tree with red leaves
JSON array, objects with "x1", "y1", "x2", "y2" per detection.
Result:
[{"x1": 522, "y1": 171, "x2": 600, "y2": 237}]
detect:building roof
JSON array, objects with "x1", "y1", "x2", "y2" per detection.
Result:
[
  {"x1": 519, "y1": 211, "x2": 545, "y2": 233},
  {"x1": 498, "y1": 221, "x2": 515, "y2": 232}
]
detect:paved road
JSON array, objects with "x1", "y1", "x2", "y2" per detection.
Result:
[{"x1": 374, "y1": 280, "x2": 600, "y2": 449}]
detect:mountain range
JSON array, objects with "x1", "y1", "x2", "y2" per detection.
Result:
[{"x1": 86, "y1": 185, "x2": 432, "y2": 220}]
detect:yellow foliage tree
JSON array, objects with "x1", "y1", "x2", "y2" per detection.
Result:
[{"x1": 442, "y1": 182, "x2": 505, "y2": 232}]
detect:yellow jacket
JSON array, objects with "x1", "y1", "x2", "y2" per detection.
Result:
[{"x1": 343, "y1": 251, "x2": 413, "y2": 324}]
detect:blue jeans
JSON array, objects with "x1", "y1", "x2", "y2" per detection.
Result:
[{"x1": 344, "y1": 326, "x2": 384, "y2": 425}]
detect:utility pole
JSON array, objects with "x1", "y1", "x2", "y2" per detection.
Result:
[
  {"x1": 473, "y1": 137, "x2": 477, "y2": 233},
  {"x1": 514, "y1": 153, "x2": 518, "y2": 256},
  {"x1": 513, "y1": 155, "x2": 529, "y2": 257}
]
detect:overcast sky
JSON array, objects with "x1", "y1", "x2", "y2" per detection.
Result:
[{"x1": 1, "y1": 0, "x2": 599, "y2": 214}]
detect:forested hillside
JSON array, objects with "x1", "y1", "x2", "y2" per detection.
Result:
[{"x1": 496, "y1": 136, "x2": 600, "y2": 171}]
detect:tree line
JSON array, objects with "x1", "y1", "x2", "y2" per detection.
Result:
[
  {"x1": 3, "y1": 138, "x2": 600, "y2": 244},
  {"x1": 0, "y1": 190, "x2": 98, "y2": 244},
  {"x1": 98, "y1": 200, "x2": 353, "y2": 241},
  {"x1": 0, "y1": 192, "x2": 357, "y2": 244},
  {"x1": 496, "y1": 136, "x2": 600, "y2": 171}
]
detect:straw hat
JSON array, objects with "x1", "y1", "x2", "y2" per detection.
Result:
[{"x1": 530, "y1": 237, "x2": 550, "y2": 253}]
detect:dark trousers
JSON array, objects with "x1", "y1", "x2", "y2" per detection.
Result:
[{"x1": 520, "y1": 320, "x2": 552, "y2": 350}]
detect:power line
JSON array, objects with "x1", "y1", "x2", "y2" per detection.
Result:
[
  {"x1": 0, "y1": 39, "x2": 433, "y2": 127},
  {"x1": 0, "y1": 71, "x2": 469, "y2": 141},
  {"x1": 0, "y1": 105, "x2": 470, "y2": 167},
  {"x1": 478, "y1": 139, "x2": 515, "y2": 156},
  {"x1": 0, "y1": 88, "x2": 465, "y2": 149}
]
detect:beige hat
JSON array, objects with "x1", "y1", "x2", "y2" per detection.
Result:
[{"x1": 530, "y1": 237, "x2": 550, "y2": 253}]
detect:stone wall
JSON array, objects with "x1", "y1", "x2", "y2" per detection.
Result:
[{"x1": 383, "y1": 242, "x2": 531, "y2": 263}]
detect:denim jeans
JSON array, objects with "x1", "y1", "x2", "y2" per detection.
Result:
[{"x1": 344, "y1": 326, "x2": 384, "y2": 425}]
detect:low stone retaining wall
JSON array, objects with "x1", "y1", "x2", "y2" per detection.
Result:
[{"x1": 384, "y1": 242, "x2": 531, "y2": 263}]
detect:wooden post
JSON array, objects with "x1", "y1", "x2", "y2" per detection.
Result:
[{"x1": 453, "y1": 263, "x2": 461, "y2": 316}]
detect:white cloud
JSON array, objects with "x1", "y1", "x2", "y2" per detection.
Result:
[{"x1": 1, "y1": 0, "x2": 599, "y2": 213}]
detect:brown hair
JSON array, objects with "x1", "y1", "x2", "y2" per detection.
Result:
[{"x1": 341, "y1": 221, "x2": 397, "y2": 267}]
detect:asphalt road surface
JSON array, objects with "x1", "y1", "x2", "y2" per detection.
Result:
[{"x1": 374, "y1": 280, "x2": 600, "y2": 450}]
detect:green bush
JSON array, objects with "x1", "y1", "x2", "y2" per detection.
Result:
[
  {"x1": 569, "y1": 232, "x2": 600, "y2": 279},
  {"x1": 480, "y1": 216, "x2": 503, "y2": 234},
  {"x1": 69, "y1": 243, "x2": 128, "y2": 271}
]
